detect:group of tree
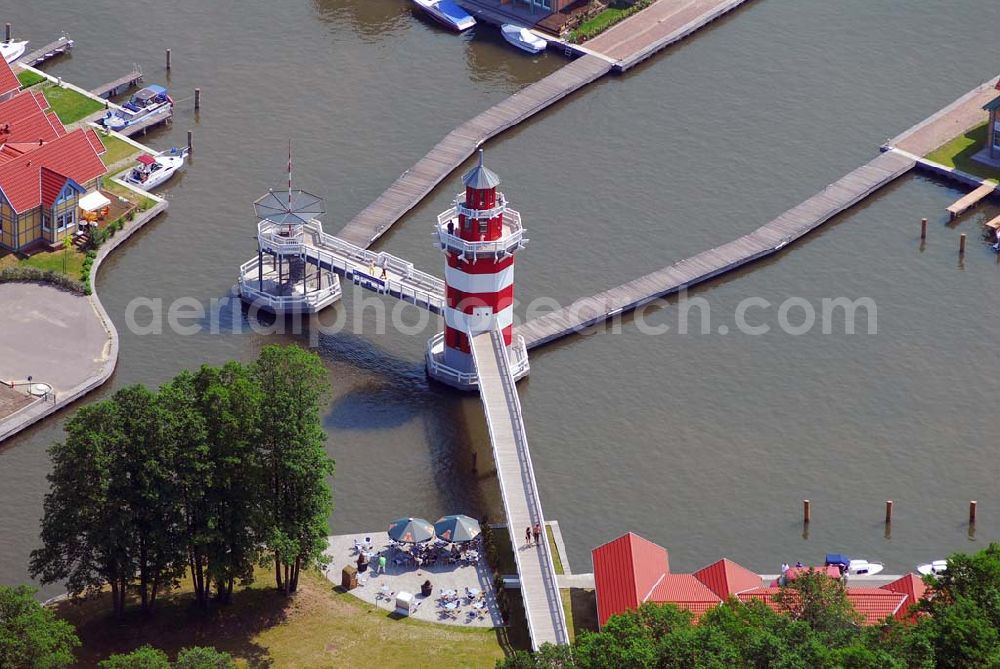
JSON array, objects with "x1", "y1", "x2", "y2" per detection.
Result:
[
  {"x1": 28, "y1": 344, "x2": 335, "y2": 619},
  {"x1": 500, "y1": 543, "x2": 1000, "y2": 669},
  {"x1": 0, "y1": 585, "x2": 232, "y2": 669}
]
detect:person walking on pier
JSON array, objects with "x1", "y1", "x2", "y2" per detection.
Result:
[
  {"x1": 525, "y1": 526, "x2": 532, "y2": 547},
  {"x1": 380, "y1": 259, "x2": 388, "y2": 280},
  {"x1": 532, "y1": 523, "x2": 541, "y2": 547}
]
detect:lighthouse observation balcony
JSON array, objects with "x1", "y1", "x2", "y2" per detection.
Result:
[
  {"x1": 257, "y1": 220, "x2": 308, "y2": 256},
  {"x1": 435, "y1": 194, "x2": 527, "y2": 259}
]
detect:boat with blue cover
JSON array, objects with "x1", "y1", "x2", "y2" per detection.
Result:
[{"x1": 412, "y1": 0, "x2": 476, "y2": 32}]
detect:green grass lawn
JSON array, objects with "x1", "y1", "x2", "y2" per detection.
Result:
[
  {"x1": 925, "y1": 122, "x2": 1000, "y2": 184},
  {"x1": 103, "y1": 179, "x2": 157, "y2": 211},
  {"x1": 0, "y1": 245, "x2": 85, "y2": 279},
  {"x1": 546, "y1": 525, "x2": 564, "y2": 576},
  {"x1": 54, "y1": 568, "x2": 506, "y2": 669},
  {"x1": 16, "y1": 68, "x2": 46, "y2": 88},
  {"x1": 98, "y1": 133, "x2": 141, "y2": 167},
  {"x1": 42, "y1": 83, "x2": 105, "y2": 124}
]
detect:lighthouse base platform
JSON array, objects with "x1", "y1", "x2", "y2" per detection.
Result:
[
  {"x1": 426, "y1": 332, "x2": 530, "y2": 391},
  {"x1": 238, "y1": 255, "x2": 341, "y2": 314}
]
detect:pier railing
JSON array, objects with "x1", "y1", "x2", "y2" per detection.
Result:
[{"x1": 488, "y1": 326, "x2": 569, "y2": 647}]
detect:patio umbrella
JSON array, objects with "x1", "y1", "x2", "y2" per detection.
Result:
[
  {"x1": 434, "y1": 515, "x2": 481, "y2": 543},
  {"x1": 387, "y1": 517, "x2": 435, "y2": 544}
]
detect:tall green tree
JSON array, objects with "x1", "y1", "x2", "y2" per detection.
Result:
[
  {"x1": 30, "y1": 386, "x2": 186, "y2": 617},
  {"x1": 98, "y1": 645, "x2": 170, "y2": 669},
  {"x1": 0, "y1": 585, "x2": 79, "y2": 669},
  {"x1": 158, "y1": 370, "x2": 212, "y2": 609},
  {"x1": 253, "y1": 345, "x2": 334, "y2": 594},
  {"x1": 174, "y1": 646, "x2": 237, "y2": 669},
  {"x1": 193, "y1": 361, "x2": 264, "y2": 604}
]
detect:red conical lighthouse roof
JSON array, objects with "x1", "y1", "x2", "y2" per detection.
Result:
[{"x1": 462, "y1": 149, "x2": 501, "y2": 190}]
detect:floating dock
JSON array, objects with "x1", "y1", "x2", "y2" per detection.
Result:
[
  {"x1": 91, "y1": 66, "x2": 143, "y2": 99},
  {"x1": 337, "y1": 55, "x2": 612, "y2": 248},
  {"x1": 517, "y1": 150, "x2": 916, "y2": 349},
  {"x1": 18, "y1": 35, "x2": 74, "y2": 68},
  {"x1": 946, "y1": 183, "x2": 996, "y2": 219},
  {"x1": 117, "y1": 110, "x2": 173, "y2": 138}
]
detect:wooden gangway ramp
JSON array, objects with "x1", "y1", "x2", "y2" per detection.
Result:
[
  {"x1": 91, "y1": 66, "x2": 143, "y2": 99},
  {"x1": 518, "y1": 150, "x2": 916, "y2": 349},
  {"x1": 946, "y1": 182, "x2": 996, "y2": 219},
  {"x1": 338, "y1": 55, "x2": 612, "y2": 249},
  {"x1": 18, "y1": 35, "x2": 74, "y2": 68},
  {"x1": 470, "y1": 328, "x2": 570, "y2": 649}
]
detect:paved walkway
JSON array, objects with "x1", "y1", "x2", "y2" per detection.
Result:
[
  {"x1": 891, "y1": 75, "x2": 999, "y2": 156},
  {"x1": 0, "y1": 283, "x2": 110, "y2": 395},
  {"x1": 584, "y1": 0, "x2": 753, "y2": 68},
  {"x1": 323, "y1": 532, "x2": 501, "y2": 628}
]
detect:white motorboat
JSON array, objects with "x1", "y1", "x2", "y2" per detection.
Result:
[
  {"x1": 124, "y1": 147, "x2": 187, "y2": 191},
  {"x1": 412, "y1": 0, "x2": 476, "y2": 32},
  {"x1": 847, "y1": 559, "x2": 884, "y2": 576},
  {"x1": 0, "y1": 39, "x2": 28, "y2": 63},
  {"x1": 501, "y1": 24, "x2": 547, "y2": 55},
  {"x1": 100, "y1": 84, "x2": 172, "y2": 132},
  {"x1": 917, "y1": 560, "x2": 948, "y2": 577}
]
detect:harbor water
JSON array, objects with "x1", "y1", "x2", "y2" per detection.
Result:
[{"x1": 2, "y1": 0, "x2": 999, "y2": 598}]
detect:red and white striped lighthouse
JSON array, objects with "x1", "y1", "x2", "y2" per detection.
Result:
[{"x1": 427, "y1": 150, "x2": 529, "y2": 389}]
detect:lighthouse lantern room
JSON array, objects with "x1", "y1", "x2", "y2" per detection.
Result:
[{"x1": 426, "y1": 150, "x2": 530, "y2": 390}]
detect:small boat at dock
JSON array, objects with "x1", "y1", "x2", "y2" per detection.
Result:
[
  {"x1": 412, "y1": 0, "x2": 476, "y2": 32},
  {"x1": 123, "y1": 147, "x2": 187, "y2": 191},
  {"x1": 917, "y1": 560, "x2": 948, "y2": 577},
  {"x1": 0, "y1": 39, "x2": 28, "y2": 63},
  {"x1": 825, "y1": 553, "x2": 884, "y2": 576},
  {"x1": 99, "y1": 84, "x2": 172, "y2": 132},
  {"x1": 501, "y1": 24, "x2": 547, "y2": 55}
]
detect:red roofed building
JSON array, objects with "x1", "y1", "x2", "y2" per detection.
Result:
[
  {"x1": 0, "y1": 128, "x2": 107, "y2": 250},
  {"x1": 592, "y1": 532, "x2": 927, "y2": 628},
  {"x1": 693, "y1": 558, "x2": 763, "y2": 599},
  {"x1": 592, "y1": 532, "x2": 671, "y2": 627},
  {"x1": 881, "y1": 574, "x2": 927, "y2": 621},
  {"x1": 0, "y1": 90, "x2": 64, "y2": 144},
  {"x1": 0, "y1": 58, "x2": 19, "y2": 102}
]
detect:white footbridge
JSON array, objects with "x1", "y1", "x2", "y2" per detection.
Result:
[
  {"x1": 240, "y1": 221, "x2": 568, "y2": 649},
  {"x1": 470, "y1": 328, "x2": 570, "y2": 649}
]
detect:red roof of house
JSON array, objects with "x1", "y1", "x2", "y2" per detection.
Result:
[
  {"x1": 737, "y1": 585, "x2": 907, "y2": 625},
  {"x1": 693, "y1": 558, "x2": 763, "y2": 599},
  {"x1": 651, "y1": 574, "x2": 721, "y2": 620},
  {"x1": 880, "y1": 574, "x2": 927, "y2": 620},
  {"x1": 39, "y1": 166, "x2": 71, "y2": 208},
  {"x1": 0, "y1": 129, "x2": 107, "y2": 213},
  {"x1": 0, "y1": 90, "x2": 63, "y2": 144},
  {"x1": 592, "y1": 532, "x2": 671, "y2": 627},
  {"x1": 772, "y1": 565, "x2": 842, "y2": 586},
  {"x1": 0, "y1": 59, "x2": 19, "y2": 99}
]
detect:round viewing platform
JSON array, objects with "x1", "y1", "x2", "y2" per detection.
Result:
[{"x1": 425, "y1": 332, "x2": 529, "y2": 391}]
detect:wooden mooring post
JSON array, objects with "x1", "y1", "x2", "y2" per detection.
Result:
[
  {"x1": 165, "y1": 48, "x2": 171, "y2": 70},
  {"x1": 920, "y1": 218, "x2": 927, "y2": 240},
  {"x1": 194, "y1": 87, "x2": 201, "y2": 110},
  {"x1": 803, "y1": 499, "x2": 811, "y2": 524},
  {"x1": 186, "y1": 130, "x2": 193, "y2": 153},
  {"x1": 960, "y1": 233, "x2": 967, "y2": 255},
  {"x1": 885, "y1": 500, "x2": 893, "y2": 524},
  {"x1": 4, "y1": 23, "x2": 10, "y2": 43},
  {"x1": 969, "y1": 500, "x2": 978, "y2": 525}
]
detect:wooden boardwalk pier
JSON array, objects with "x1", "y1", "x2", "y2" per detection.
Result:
[
  {"x1": 470, "y1": 328, "x2": 569, "y2": 649},
  {"x1": 946, "y1": 182, "x2": 996, "y2": 219},
  {"x1": 518, "y1": 150, "x2": 916, "y2": 349},
  {"x1": 18, "y1": 35, "x2": 74, "y2": 68},
  {"x1": 585, "y1": 0, "x2": 756, "y2": 72},
  {"x1": 337, "y1": 55, "x2": 611, "y2": 248},
  {"x1": 91, "y1": 66, "x2": 143, "y2": 99}
]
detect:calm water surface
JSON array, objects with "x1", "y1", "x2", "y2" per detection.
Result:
[{"x1": 2, "y1": 0, "x2": 999, "y2": 597}]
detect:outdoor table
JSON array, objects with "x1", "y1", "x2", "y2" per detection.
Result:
[
  {"x1": 442, "y1": 589, "x2": 457, "y2": 598},
  {"x1": 444, "y1": 601, "x2": 458, "y2": 610},
  {"x1": 473, "y1": 600, "x2": 486, "y2": 609},
  {"x1": 467, "y1": 587, "x2": 481, "y2": 598}
]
